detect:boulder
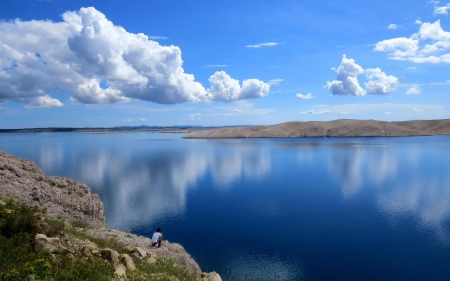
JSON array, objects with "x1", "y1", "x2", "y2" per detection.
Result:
[
  {"x1": 201, "y1": 272, "x2": 222, "y2": 281},
  {"x1": 120, "y1": 254, "x2": 136, "y2": 271},
  {"x1": 101, "y1": 248, "x2": 120, "y2": 266},
  {"x1": 35, "y1": 234, "x2": 70, "y2": 254},
  {"x1": 125, "y1": 245, "x2": 136, "y2": 253},
  {"x1": 114, "y1": 263, "x2": 127, "y2": 278},
  {"x1": 0, "y1": 200, "x2": 6, "y2": 206},
  {"x1": 135, "y1": 247, "x2": 147, "y2": 258},
  {"x1": 146, "y1": 257, "x2": 157, "y2": 265}
]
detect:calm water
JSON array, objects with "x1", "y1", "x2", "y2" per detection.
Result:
[{"x1": 1, "y1": 132, "x2": 450, "y2": 280}]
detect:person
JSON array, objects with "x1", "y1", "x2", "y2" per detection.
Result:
[{"x1": 151, "y1": 228, "x2": 163, "y2": 247}]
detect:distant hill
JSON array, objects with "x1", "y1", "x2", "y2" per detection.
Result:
[{"x1": 184, "y1": 119, "x2": 450, "y2": 138}]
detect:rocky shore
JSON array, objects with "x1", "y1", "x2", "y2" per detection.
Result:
[{"x1": 0, "y1": 150, "x2": 221, "y2": 281}]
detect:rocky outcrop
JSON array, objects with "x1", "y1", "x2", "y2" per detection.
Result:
[
  {"x1": 0, "y1": 151, "x2": 105, "y2": 225},
  {"x1": 184, "y1": 118, "x2": 450, "y2": 139},
  {"x1": 201, "y1": 272, "x2": 222, "y2": 281},
  {"x1": 35, "y1": 234, "x2": 70, "y2": 254},
  {"x1": 0, "y1": 151, "x2": 220, "y2": 280}
]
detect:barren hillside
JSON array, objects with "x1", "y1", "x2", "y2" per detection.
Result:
[{"x1": 185, "y1": 119, "x2": 450, "y2": 139}]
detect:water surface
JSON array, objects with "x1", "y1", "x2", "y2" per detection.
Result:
[{"x1": 1, "y1": 132, "x2": 450, "y2": 280}]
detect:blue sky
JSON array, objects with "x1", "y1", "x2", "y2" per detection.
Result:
[{"x1": 0, "y1": 0, "x2": 449, "y2": 128}]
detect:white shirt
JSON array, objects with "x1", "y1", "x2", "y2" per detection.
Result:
[{"x1": 152, "y1": 232, "x2": 162, "y2": 243}]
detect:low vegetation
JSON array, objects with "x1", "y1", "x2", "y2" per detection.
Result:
[{"x1": 0, "y1": 197, "x2": 197, "y2": 281}]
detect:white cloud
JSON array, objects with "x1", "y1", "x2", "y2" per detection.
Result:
[
  {"x1": 267, "y1": 79, "x2": 283, "y2": 85},
  {"x1": 406, "y1": 66, "x2": 418, "y2": 71},
  {"x1": 188, "y1": 113, "x2": 202, "y2": 120},
  {"x1": 234, "y1": 109, "x2": 242, "y2": 113},
  {"x1": 300, "y1": 110, "x2": 333, "y2": 114},
  {"x1": 139, "y1": 118, "x2": 147, "y2": 122},
  {"x1": 300, "y1": 110, "x2": 315, "y2": 114},
  {"x1": 296, "y1": 93, "x2": 315, "y2": 99},
  {"x1": 24, "y1": 95, "x2": 64, "y2": 109},
  {"x1": 374, "y1": 20, "x2": 450, "y2": 64},
  {"x1": 245, "y1": 42, "x2": 283, "y2": 48},
  {"x1": 413, "y1": 108, "x2": 423, "y2": 112},
  {"x1": 123, "y1": 119, "x2": 135, "y2": 122},
  {"x1": 388, "y1": 24, "x2": 398, "y2": 29},
  {"x1": 0, "y1": 7, "x2": 269, "y2": 106},
  {"x1": 415, "y1": 19, "x2": 423, "y2": 25},
  {"x1": 384, "y1": 111, "x2": 392, "y2": 114},
  {"x1": 208, "y1": 71, "x2": 270, "y2": 102},
  {"x1": 326, "y1": 55, "x2": 398, "y2": 96},
  {"x1": 365, "y1": 68, "x2": 399, "y2": 95},
  {"x1": 406, "y1": 85, "x2": 422, "y2": 95},
  {"x1": 325, "y1": 55, "x2": 365, "y2": 96},
  {"x1": 433, "y1": 3, "x2": 450, "y2": 15}
]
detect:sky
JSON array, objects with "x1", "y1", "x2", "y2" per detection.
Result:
[{"x1": 0, "y1": 0, "x2": 449, "y2": 128}]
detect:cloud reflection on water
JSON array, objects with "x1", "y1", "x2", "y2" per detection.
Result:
[{"x1": 326, "y1": 141, "x2": 450, "y2": 240}]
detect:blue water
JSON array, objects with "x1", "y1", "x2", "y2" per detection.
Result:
[{"x1": 1, "y1": 132, "x2": 450, "y2": 280}]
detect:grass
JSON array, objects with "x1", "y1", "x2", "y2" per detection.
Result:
[{"x1": 0, "y1": 198, "x2": 199, "y2": 281}]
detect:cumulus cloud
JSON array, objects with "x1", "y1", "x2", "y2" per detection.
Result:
[
  {"x1": 374, "y1": 20, "x2": 450, "y2": 63},
  {"x1": 24, "y1": 95, "x2": 64, "y2": 109},
  {"x1": 388, "y1": 24, "x2": 398, "y2": 29},
  {"x1": 0, "y1": 7, "x2": 270, "y2": 106},
  {"x1": 365, "y1": 68, "x2": 399, "y2": 95},
  {"x1": 325, "y1": 55, "x2": 365, "y2": 96},
  {"x1": 325, "y1": 55, "x2": 399, "y2": 96},
  {"x1": 296, "y1": 93, "x2": 314, "y2": 99},
  {"x1": 245, "y1": 42, "x2": 283, "y2": 48},
  {"x1": 208, "y1": 71, "x2": 270, "y2": 102},
  {"x1": 406, "y1": 85, "x2": 422, "y2": 95}
]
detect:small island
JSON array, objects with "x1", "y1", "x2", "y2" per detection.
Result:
[{"x1": 184, "y1": 119, "x2": 450, "y2": 139}]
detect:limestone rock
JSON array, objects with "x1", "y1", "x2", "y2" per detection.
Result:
[
  {"x1": 146, "y1": 257, "x2": 157, "y2": 265},
  {"x1": 135, "y1": 247, "x2": 147, "y2": 258},
  {"x1": 114, "y1": 263, "x2": 127, "y2": 278},
  {"x1": 35, "y1": 234, "x2": 70, "y2": 254},
  {"x1": 120, "y1": 254, "x2": 136, "y2": 271},
  {"x1": 125, "y1": 245, "x2": 136, "y2": 253},
  {"x1": 101, "y1": 248, "x2": 120, "y2": 266},
  {"x1": 201, "y1": 271, "x2": 222, "y2": 281}
]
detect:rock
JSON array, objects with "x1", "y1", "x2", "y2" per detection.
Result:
[
  {"x1": 114, "y1": 263, "x2": 127, "y2": 278},
  {"x1": 0, "y1": 151, "x2": 105, "y2": 226},
  {"x1": 201, "y1": 272, "x2": 222, "y2": 281},
  {"x1": 135, "y1": 247, "x2": 147, "y2": 258},
  {"x1": 35, "y1": 234, "x2": 70, "y2": 254},
  {"x1": 101, "y1": 248, "x2": 120, "y2": 266},
  {"x1": 146, "y1": 257, "x2": 157, "y2": 265},
  {"x1": 125, "y1": 245, "x2": 136, "y2": 253},
  {"x1": 120, "y1": 254, "x2": 136, "y2": 271},
  {"x1": 36, "y1": 221, "x2": 52, "y2": 236},
  {"x1": 0, "y1": 200, "x2": 5, "y2": 206}
]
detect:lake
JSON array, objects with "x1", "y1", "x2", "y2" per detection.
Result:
[{"x1": 1, "y1": 132, "x2": 450, "y2": 280}]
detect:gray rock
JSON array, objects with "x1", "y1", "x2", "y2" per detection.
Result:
[
  {"x1": 101, "y1": 248, "x2": 120, "y2": 266},
  {"x1": 120, "y1": 254, "x2": 136, "y2": 271},
  {"x1": 146, "y1": 257, "x2": 157, "y2": 265},
  {"x1": 35, "y1": 233, "x2": 70, "y2": 254},
  {"x1": 135, "y1": 247, "x2": 147, "y2": 258},
  {"x1": 201, "y1": 271, "x2": 222, "y2": 281},
  {"x1": 114, "y1": 263, "x2": 127, "y2": 278}
]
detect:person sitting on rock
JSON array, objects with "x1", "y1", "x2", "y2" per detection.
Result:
[{"x1": 151, "y1": 228, "x2": 163, "y2": 247}]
